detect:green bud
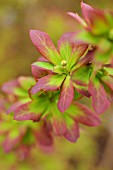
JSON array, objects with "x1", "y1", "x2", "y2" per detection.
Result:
[{"x1": 61, "y1": 60, "x2": 67, "y2": 67}]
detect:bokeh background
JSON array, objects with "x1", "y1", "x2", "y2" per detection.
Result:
[{"x1": 0, "y1": 0, "x2": 113, "y2": 169}]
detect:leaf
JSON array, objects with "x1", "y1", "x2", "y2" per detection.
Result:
[
  {"x1": 7, "y1": 102, "x2": 22, "y2": 114},
  {"x1": 3, "y1": 129, "x2": 24, "y2": 152},
  {"x1": 31, "y1": 64, "x2": 49, "y2": 80},
  {"x1": 74, "y1": 90, "x2": 82, "y2": 100},
  {"x1": 101, "y1": 75, "x2": 113, "y2": 91},
  {"x1": 31, "y1": 74, "x2": 65, "y2": 94},
  {"x1": 103, "y1": 67, "x2": 113, "y2": 76},
  {"x1": 32, "y1": 61, "x2": 54, "y2": 71},
  {"x1": 76, "y1": 31, "x2": 100, "y2": 44},
  {"x1": 64, "y1": 115, "x2": 79, "y2": 142},
  {"x1": 89, "y1": 77, "x2": 110, "y2": 114},
  {"x1": 58, "y1": 32, "x2": 88, "y2": 70},
  {"x1": 17, "y1": 77, "x2": 35, "y2": 90},
  {"x1": 1, "y1": 80, "x2": 19, "y2": 94},
  {"x1": 94, "y1": 39, "x2": 112, "y2": 65},
  {"x1": 59, "y1": 43, "x2": 72, "y2": 61},
  {"x1": 30, "y1": 30, "x2": 61, "y2": 65},
  {"x1": 73, "y1": 82, "x2": 90, "y2": 97},
  {"x1": 81, "y1": 2, "x2": 109, "y2": 35},
  {"x1": 14, "y1": 102, "x2": 40, "y2": 121},
  {"x1": 14, "y1": 87, "x2": 28, "y2": 97},
  {"x1": 67, "y1": 102, "x2": 101, "y2": 126},
  {"x1": 51, "y1": 104, "x2": 67, "y2": 136},
  {"x1": 72, "y1": 65, "x2": 92, "y2": 86},
  {"x1": 34, "y1": 122, "x2": 53, "y2": 149},
  {"x1": 67, "y1": 12, "x2": 87, "y2": 27},
  {"x1": 58, "y1": 76, "x2": 74, "y2": 112}
]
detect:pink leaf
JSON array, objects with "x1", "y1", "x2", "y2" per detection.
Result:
[
  {"x1": 34, "y1": 121, "x2": 53, "y2": 150},
  {"x1": 7, "y1": 102, "x2": 22, "y2": 114},
  {"x1": 31, "y1": 74, "x2": 65, "y2": 94},
  {"x1": 30, "y1": 30, "x2": 61, "y2": 65},
  {"x1": 64, "y1": 118, "x2": 79, "y2": 143},
  {"x1": 31, "y1": 64, "x2": 49, "y2": 80},
  {"x1": 72, "y1": 102, "x2": 101, "y2": 126},
  {"x1": 14, "y1": 102, "x2": 41, "y2": 121},
  {"x1": 67, "y1": 12, "x2": 87, "y2": 27},
  {"x1": 2, "y1": 80, "x2": 19, "y2": 94},
  {"x1": 89, "y1": 78, "x2": 110, "y2": 114},
  {"x1": 58, "y1": 76, "x2": 74, "y2": 112}
]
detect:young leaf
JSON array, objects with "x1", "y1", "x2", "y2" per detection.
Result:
[
  {"x1": 32, "y1": 61, "x2": 54, "y2": 71},
  {"x1": 67, "y1": 12, "x2": 87, "y2": 27},
  {"x1": 81, "y1": 2, "x2": 109, "y2": 35}
]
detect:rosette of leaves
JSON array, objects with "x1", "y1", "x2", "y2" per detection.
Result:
[
  {"x1": 68, "y1": 2, "x2": 113, "y2": 67},
  {"x1": 13, "y1": 85, "x2": 101, "y2": 143},
  {"x1": 1, "y1": 77, "x2": 53, "y2": 153},
  {"x1": 1, "y1": 75, "x2": 101, "y2": 143},
  {"x1": 0, "y1": 114, "x2": 53, "y2": 156},
  {"x1": 29, "y1": 30, "x2": 93, "y2": 112}
]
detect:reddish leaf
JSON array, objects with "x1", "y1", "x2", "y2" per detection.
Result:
[
  {"x1": 31, "y1": 63, "x2": 49, "y2": 80},
  {"x1": 58, "y1": 76, "x2": 74, "y2": 112},
  {"x1": 52, "y1": 105, "x2": 67, "y2": 136},
  {"x1": 73, "y1": 82, "x2": 90, "y2": 97},
  {"x1": 7, "y1": 102, "x2": 22, "y2": 114},
  {"x1": 70, "y1": 102, "x2": 101, "y2": 126},
  {"x1": 64, "y1": 116, "x2": 79, "y2": 142},
  {"x1": 35, "y1": 122, "x2": 53, "y2": 150},
  {"x1": 81, "y1": 2, "x2": 109, "y2": 34},
  {"x1": 3, "y1": 130, "x2": 25, "y2": 152},
  {"x1": 58, "y1": 32, "x2": 88, "y2": 61},
  {"x1": 67, "y1": 12, "x2": 87, "y2": 27},
  {"x1": 2, "y1": 80, "x2": 19, "y2": 94},
  {"x1": 31, "y1": 74, "x2": 65, "y2": 94},
  {"x1": 30, "y1": 30, "x2": 61, "y2": 65},
  {"x1": 89, "y1": 78, "x2": 110, "y2": 114},
  {"x1": 14, "y1": 102, "x2": 41, "y2": 121}
]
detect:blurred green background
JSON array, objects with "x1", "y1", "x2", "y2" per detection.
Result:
[{"x1": 0, "y1": 0, "x2": 113, "y2": 170}]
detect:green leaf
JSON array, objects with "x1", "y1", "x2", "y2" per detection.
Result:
[
  {"x1": 76, "y1": 31, "x2": 100, "y2": 44},
  {"x1": 72, "y1": 65, "x2": 92, "y2": 85},
  {"x1": 94, "y1": 39, "x2": 112, "y2": 64},
  {"x1": 59, "y1": 43, "x2": 72, "y2": 61},
  {"x1": 33, "y1": 61, "x2": 54, "y2": 71},
  {"x1": 29, "y1": 98, "x2": 49, "y2": 113},
  {"x1": 14, "y1": 87, "x2": 28, "y2": 97},
  {"x1": 103, "y1": 67, "x2": 113, "y2": 76},
  {"x1": 31, "y1": 74, "x2": 66, "y2": 94},
  {"x1": 18, "y1": 77, "x2": 35, "y2": 90}
]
